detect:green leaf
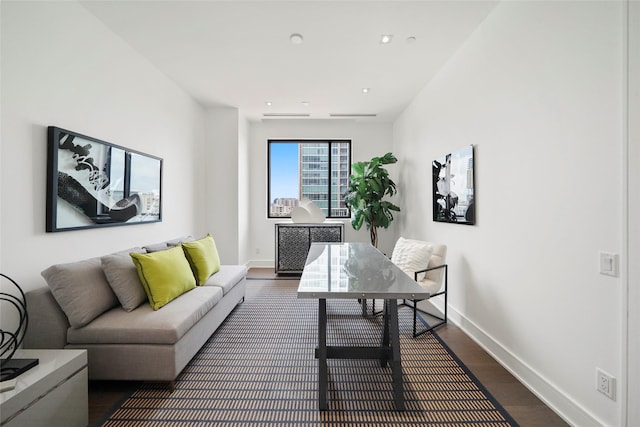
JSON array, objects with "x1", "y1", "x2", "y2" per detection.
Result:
[
  {"x1": 345, "y1": 152, "x2": 401, "y2": 242},
  {"x1": 379, "y1": 152, "x2": 398, "y2": 165}
]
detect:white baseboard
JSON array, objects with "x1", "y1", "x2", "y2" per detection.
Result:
[
  {"x1": 247, "y1": 259, "x2": 274, "y2": 269},
  {"x1": 447, "y1": 305, "x2": 605, "y2": 427}
]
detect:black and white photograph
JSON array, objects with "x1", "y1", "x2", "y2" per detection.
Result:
[
  {"x1": 46, "y1": 126, "x2": 162, "y2": 232},
  {"x1": 432, "y1": 145, "x2": 474, "y2": 225}
]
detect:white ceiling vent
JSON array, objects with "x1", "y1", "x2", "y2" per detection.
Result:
[
  {"x1": 262, "y1": 113, "x2": 311, "y2": 118},
  {"x1": 329, "y1": 114, "x2": 377, "y2": 118}
]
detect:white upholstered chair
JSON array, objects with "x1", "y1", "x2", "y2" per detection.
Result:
[{"x1": 392, "y1": 237, "x2": 448, "y2": 337}]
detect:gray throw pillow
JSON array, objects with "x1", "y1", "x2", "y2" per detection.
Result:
[
  {"x1": 101, "y1": 247, "x2": 147, "y2": 312},
  {"x1": 142, "y1": 242, "x2": 169, "y2": 253},
  {"x1": 42, "y1": 257, "x2": 119, "y2": 328},
  {"x1": 144, "y1": 236, "x2": 195, "y2": 252},
  {"x1": 166, "y1": 235, "x2": 195, "y2": 246}
]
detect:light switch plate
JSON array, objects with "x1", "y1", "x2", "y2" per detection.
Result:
[{"x1": 599, "y1": 252, "x2": 618, "y2": 277}]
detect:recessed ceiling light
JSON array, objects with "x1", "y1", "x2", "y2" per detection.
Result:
[
  {"x1": 290, "y1": 33, "x2": 304, "y2": 44},
  {"x1": 406, "y1": 36, "x2": 417, "y2": 44},
  {"x1": 265, "y1": 101, "x2": 273, "y2": 107},
  {"x1": 361, "y1": 88, "x2": 370, "y2": 94},
  {"x1": 380, "y1": 34, "x2": 393, "y2": 44},
  {"x1": 301, "y1": 101, "x2": 310, "y2": 107}
]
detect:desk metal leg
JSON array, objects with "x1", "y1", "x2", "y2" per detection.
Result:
[
  {"x1": 315, "y1": 298, "x2": 403, "y2": 411},
  {"x1": 380, "y1": 300, "x2": 390, "y2": 367},
  {"x1": 318, "y1": 299, "x2": 328, "y2": 410},
  {"x1": 387, "y1": 300, "x2": 405, "y2": 411}
]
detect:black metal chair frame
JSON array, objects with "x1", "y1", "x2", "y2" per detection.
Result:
[
  {"x1": 358, "y1": 298, "x2": 384, "y2": 317},
  {"x1": 398, "y1": 264, "x2": 448, "y2": 337}
]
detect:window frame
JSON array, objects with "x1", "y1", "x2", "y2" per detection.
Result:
[{"x1": 267, "y1": 139, "x2": 352, "y2": 219}]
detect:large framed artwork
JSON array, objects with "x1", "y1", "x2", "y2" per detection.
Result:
[
  {"x1": 433, "y1": 145, "x2": 475, "y2": 225},
  {"x1": 46, "y1": 126, "x2": 162, "y2": 232}
]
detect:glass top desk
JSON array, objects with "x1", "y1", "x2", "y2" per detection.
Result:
[{"x1": 297, "y1": 242, "x2": 431, "y2": 411}]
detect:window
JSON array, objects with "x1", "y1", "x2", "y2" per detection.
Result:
[{"x1": 268, "y1": 140, "x2": 351, "y2": 218}]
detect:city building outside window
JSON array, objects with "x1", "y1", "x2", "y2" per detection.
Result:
[{"x1": 268, "y1": 140, "x2": 351, "y2": 218}]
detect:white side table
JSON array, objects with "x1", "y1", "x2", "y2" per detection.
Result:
[{"x1": 0, "y1": 349, "x2": 88, "y2": 427}]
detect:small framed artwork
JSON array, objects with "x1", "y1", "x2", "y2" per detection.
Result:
[
  {"x1": 46, "y1": 126, "x2": 162, "y2": 232},
  {"x1": 433, "y1": 145, "x2": 475, "y2": 225}
]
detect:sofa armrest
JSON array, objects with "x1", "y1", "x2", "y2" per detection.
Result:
[{"x1": 23, "y1": 287, "x2": 70, "y2": 349}]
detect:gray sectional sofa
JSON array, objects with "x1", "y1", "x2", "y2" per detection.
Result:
[{"x1": 23, "y1": 236, "x2": 246, "y2": 388}]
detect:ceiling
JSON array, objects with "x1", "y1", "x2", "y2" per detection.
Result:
[{"x1": 81, "y1": 1, "x2": 498, "y2": 122}]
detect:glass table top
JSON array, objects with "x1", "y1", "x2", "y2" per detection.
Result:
[{"x1": 297, "y1": 242, "x2": 431, "y2": 299}]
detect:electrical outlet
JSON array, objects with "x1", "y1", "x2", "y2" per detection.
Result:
[{"x1": 596, "y1": 368, "x2": 616, "y2": 400}]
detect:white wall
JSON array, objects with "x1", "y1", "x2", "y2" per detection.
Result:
[
  {"x1": 238, "y1": 113, "x2": 251, "y2": 267},
  {"x1": 626, "y1": 2, "x2": 639, "y2": 425},
  {"x1": 0, "y1": 1, "x2": 205, "y2": 292},
  {"x1": 246, "y1": 119, "x2": 395, "y2": 266},
  {"x1": 203, "y1": 107, "x2": 244, "y2": 264},
  {"x1": 393, "y1": 2, "x2": 625, "y2": 426}
]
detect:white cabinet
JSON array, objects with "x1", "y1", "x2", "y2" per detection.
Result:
[{"x1": 1, "y1": 349, "x2": 88, "y2": 427}]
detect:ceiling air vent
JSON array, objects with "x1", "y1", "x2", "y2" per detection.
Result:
[
  {"x1": 262, "y1": 113, "x2": 311, "y2": 118},
  {"x1": 329, "y1": 114, "x2": 377, "y2": 118}
]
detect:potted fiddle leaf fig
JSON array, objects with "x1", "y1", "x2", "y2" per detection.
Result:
[{"x1": 344, "y1": 152, "x2": 400, "y2": 248}]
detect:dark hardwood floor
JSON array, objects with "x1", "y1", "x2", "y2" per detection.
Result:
[
  {"x1": 89, "y1": 380, "x2": 141, "y2": 426},
  {"x1": 434, "y1": 324, "x2": 567, "y2": 426},
  {"x1": 88, "y1": 269, "x2": 568, "y2": 426}
]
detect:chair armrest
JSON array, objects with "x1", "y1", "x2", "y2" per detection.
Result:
[{"x1": 414, "y1": 264, "x2": 447, "y2": 281}]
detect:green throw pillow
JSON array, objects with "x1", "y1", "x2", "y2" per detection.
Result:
[
  {"x1": 130, "y1": 245, "x2": 196, "y2": 310},
  {"x1": 181, "y1": 234, "x2": 221, "y2": 285}
]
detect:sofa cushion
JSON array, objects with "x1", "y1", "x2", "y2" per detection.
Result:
[
  {"x1": 391, "y1": 237, "x2": 434, "y2": 281},
  {"x1": 203, "y1": 265, "x2": 247, "y2": 295},
  {"x1": 101, "y1": 247, "x2": 147, "y2": 312},
  {"x1": 42, "y1": 257, "x2": 119, "y2": 328},
  {"x1": 67, "y1": 286, "x2": 224, "y2": 345},
  {"x1": 182, "y1": 234, "x2": 221, "y2": 285},
  {"x1": 130, "y1": 245, "x2": 196, "y2": 310}
]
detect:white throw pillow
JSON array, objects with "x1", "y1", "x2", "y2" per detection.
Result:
[{"x1": 391, "y1": 237, "x2": 433, "y2": 281}]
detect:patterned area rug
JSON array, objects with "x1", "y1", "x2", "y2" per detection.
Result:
[{"x1": 96, "y1": 281, "x2": 518, "y2": 426}]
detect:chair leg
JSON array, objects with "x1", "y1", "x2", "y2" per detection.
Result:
[
  {"x1": 412, "y1": 295, "x2": 447, "y2": 337},
  {"x1": 403, "y1": 288, "x2": 448, "y2": 337},
  {"x1": 413, "y1": 300, "x2": 418, "y2": 337},
  {"x1": 411, "y1": 305, "x2": 446, "y2": 337},
  {"x1": 359, "y1": 299, "x2": 383, "y2": 317},
  {"x1": 398, "y1": 265, "x2": 448, "y2": 337}
]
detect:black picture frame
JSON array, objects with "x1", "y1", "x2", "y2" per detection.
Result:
[
  {"x1": 433, "y1": 145, "x2": 475, "y2": 225},
  {"x1": 46, "y1": 126, "x2": 162, "y2": 232}
]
